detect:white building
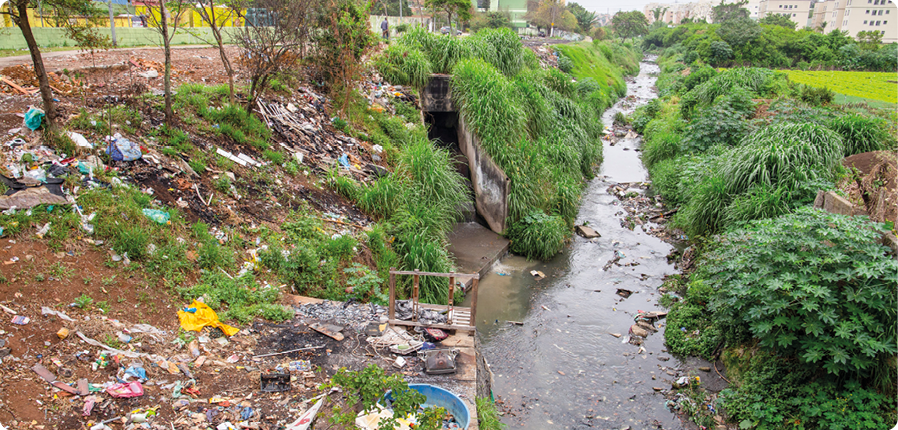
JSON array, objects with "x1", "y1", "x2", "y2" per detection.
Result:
[
  {"x1": 643, "y1": 1, "x2": 715, "y2": 24},
  {"x1": 758, "y1": 0, "x2": 814, "y2": 28},
  {"x1": 811, "y1": 0, "x2": 897, "y2": 43}
]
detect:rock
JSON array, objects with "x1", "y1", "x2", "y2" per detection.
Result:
[
  {"x1": 575, "y1": 225, "x2": 601, "y2": 239},
  {"x1": 652, "y1": 387, "x2": 663, "y2": 392},
  {"x1": 698, "y1": 366, "x2": 711, "y2": 372},
  {"x1": 610, "y1": 333, "x2": 622, "y2": 338},
  {"x1": 636, "y1": 321, "x2": 657, "y2": 333},
  {"x1": 629, "y1": 324, "x2": 648, "y2": 338}
]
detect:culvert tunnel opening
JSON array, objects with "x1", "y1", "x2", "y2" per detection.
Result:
[{"x1": 424, "y1": 110, "x2": 488, "y2": 227}]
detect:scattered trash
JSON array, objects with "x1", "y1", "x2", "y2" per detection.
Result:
[
  {"x1": 260, "y1": 373, "x2": 291, "y2": 392},
  {"x1": 124, "y1": 365, "x2": 146, "y2": 380},
  {"x1": 67, "y1": 132, "x2": 93, "y2": 149},
  {"x1": 106, "y1": 381, "x2": 144, "y2": 398},
  {"x1": 285, "y1": 394, "x2": 326, "y2": 430},
  {"x1": 616, "y1": 288, "x2": 633, "y2": 298},
  {"x1": 56, "y1": 328, "x2": 70, "y2": 339},
  {"x1": 105, "y1": 134, "x2": 142, "y2": 161},
  {"x1": 288, "y1": 360, "x2": 312, "y2": 372},
  {"x1": 422, "y1": 349, "x2": 458, "y2": 375},
  {"x1": 575, "y1": 225, "x2": 601, "y2": 239},
  {"x1": 530, "y1": 270, "x2": 546, "y2": 280},
  {"x1": 177, "y1": 300, "x2": 239, "y2": 336},
  {"x1": 393, "y1": 356, "x2": 407, "y2": 368},
  {"x1": 309, "y1": 322, "x2": 344, "y2": 341},
  {"x1": 10, "y1": 315, "x2": 29, "y2": 325}
]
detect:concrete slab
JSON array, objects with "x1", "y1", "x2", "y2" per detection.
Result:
[{"x1": 448, "y1": 222, "x2": 510, "y2": 288}]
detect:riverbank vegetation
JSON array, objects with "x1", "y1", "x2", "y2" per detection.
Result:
[
  {"x1": 640, "y1": 48, "x2": 898, "y2": 428},
  {"x1": 375, "y1": 29, "x2": 640, "y2": 260},
  {"x1": 643, "y1": 20, "x2": 897, "y2": 72}
]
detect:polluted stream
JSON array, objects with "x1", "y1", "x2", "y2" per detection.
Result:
[{"x1": 475, "y1": 57, "x2": 689, "y2": 429}]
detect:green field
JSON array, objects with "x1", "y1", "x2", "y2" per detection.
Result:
[{"x1": 782, "y1": 70, "x2": 898, "y2": 104}]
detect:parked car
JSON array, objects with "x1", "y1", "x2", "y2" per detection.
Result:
[
  {"x1": 440, "y1": 26, "x2": 462, "y2": 35},
  {"x1": 538, "y1": 30, "x2": 546, "y2": 37}
]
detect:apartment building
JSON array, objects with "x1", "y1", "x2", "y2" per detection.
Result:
[
  {"x1": 643, "y1": 1, "x2": 715, "y2": 24},
  {"x1": 747, "y1": 0, "x2": 763, "y2": 18},
  {"x1": 817, "y1": 0, "x2": 897, "y2": 42},
  {"x1": 758, "y1": 0, "x2": 814, "y2": 28}
]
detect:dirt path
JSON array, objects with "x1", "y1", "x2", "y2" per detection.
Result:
[{"x1": 0, "y1": 45, "x2": 217, "y2": 69}]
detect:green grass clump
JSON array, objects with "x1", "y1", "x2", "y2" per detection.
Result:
[
  {"x1": 178, "y1": 272, "x2": 292, "y2": 324},
  {"x1": 508, "y1": 210, "x2": 567, "y2": 261},
  {"x1": 375, "y1": 43, "x2": 433, "y2": 88},
  {"x1": 469, "y1": 27, "x2": 523, "y2": 77},
  {"x1": 827, "y1": 113, "x2": 894, "y2": 156},
  {"x1": 476, "y1": 398, "x2": 506, "y2": 430}
]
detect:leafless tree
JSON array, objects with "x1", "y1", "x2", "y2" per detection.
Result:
[
  {"x1": 145, "y1": 0, "x2": 190, "y2": 126},
  {"x1": 233, "y1": 0, "x2": 317, "y2": 112},
  {"x1": 195, "y1": 0, "x2": 244, "y2": 104}
]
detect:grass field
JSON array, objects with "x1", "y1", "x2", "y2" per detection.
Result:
[{"x1": 782, "y1": 70, "x2": 898, "y2": 104}]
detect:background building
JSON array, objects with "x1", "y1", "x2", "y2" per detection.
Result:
[
  {"x1": 758, "y1": 0, "x2": 814, "y2": 28},
  {"x1": 812, "y1": 0, "x2": 897, "y2": 42},
  {"x1": 643, "y1": 1, "x2": 715, "y2": 24}
]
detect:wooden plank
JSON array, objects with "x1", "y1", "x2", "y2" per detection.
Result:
[
  {"x1": 389, "y1": 319, "x2": 476, "y2": 332},
  {"x1": 447, "y1": 275, "x2": 455, "y2": 325},
  {"x1": 1, "y1": 77, "x2": 28, "y2": 95},
  {"x1": 389, "y1": 269, "x2": 396, "y2": 321},
  {"x1": 389, "y1": 270, "x2": 479, "y2": 279},
  {"x1": 470, "y1": 277, "x2": 479, "y2": 326},
  {"x1": 310, "y1": 322, "x2": 344, "y2": 341},
  {"x1": 412, "y1": 270, "x2": 420, "y2": 323}
]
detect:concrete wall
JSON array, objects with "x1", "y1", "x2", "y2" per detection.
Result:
[
  {"x1": 813, "y1": 190, "x2": 898, "y2": 254},
  {"x1": 458, "y1": 115, "x2": 509, "y2": 235},
  {"x1": 0, "y1": 27, "x2": 242, "y2": 50},
  {"x1": 421, "y1": 75, "x2": 454, "y2": 112}
]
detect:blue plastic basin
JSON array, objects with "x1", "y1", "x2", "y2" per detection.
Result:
[{"x1": 382, "y1": 383, "x2": 470, "y2": 429}]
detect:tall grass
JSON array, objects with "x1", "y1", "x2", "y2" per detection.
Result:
[
  {"x1": 469, "y1": 28, "x2": 523, "y2": 77},
  {"x1": 721, "y1": 123, "x2": 843, "y2": 195},
  {"x1": 374, "y1": 44, "x2": 433, "y2": 88},
  {"x1": 827, "y1": 113, "x2": 893, "y2": 156},
  {"x1": 508, "y1": 210, "x2": 568, "y2": 261}
]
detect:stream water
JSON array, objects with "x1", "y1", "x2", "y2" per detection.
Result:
[{"x1": 476, "y1": 58, "x2": 687, "y2": 429}]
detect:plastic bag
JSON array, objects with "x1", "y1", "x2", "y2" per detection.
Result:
[
  {"x1": 106, "y1": 136, "x2": 142, "y2": 161},
  {"x1": 24, "y1": 108, "x2": 44, "y2": 131},
  {"x1": 142, "y1": 209, "x2": 170, "y2": 225}
]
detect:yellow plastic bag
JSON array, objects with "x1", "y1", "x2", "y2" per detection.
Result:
[{"x1": 177, "y1": 300, "x2": 239, "y2": 336}]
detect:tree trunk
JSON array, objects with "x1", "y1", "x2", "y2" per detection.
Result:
[
  {"x1": 161, "y1": 2, "x2": 174, "y2": 126},
  {"x1": 14, "y1": 0, "x2": 56, "y2": 129}
]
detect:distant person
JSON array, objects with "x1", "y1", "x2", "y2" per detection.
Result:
[{"x1": 381, "y1": 18, "x2": 389, "y2": 41}]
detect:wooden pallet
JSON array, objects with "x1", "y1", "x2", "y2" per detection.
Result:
[{"x1": 388, "y1": 269, "x2": 478, "y2": 332}]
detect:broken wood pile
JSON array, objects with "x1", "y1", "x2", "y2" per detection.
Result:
[{"x1": 256, "y1": 97, "x2": 388, "y2": 181}]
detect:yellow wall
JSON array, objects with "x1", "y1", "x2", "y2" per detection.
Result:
[{"x1": 1, "y1": 5, "x2": 244, "y2": 28}]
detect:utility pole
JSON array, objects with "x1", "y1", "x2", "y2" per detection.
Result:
[
  {"x1": 400, "y1": 0, "x2": 403, "y2": 19},
  {"x1": 108, "y1": 0, "x2": 117, "y2": 46}
]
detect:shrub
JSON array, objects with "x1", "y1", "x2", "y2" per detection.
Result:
[
  {"x1": 642, "y1": 130, "x2": 682, "y2": 168},
  {"x1": 827, "y1": 113, "x2": 893, "y2": 156},
  {"x1": 797, "y1": 84, "x2": 834, "y2": 106},
  {"x1": 708, "y1": 207, "x2": 898, "y2": 378},
  {"x1": 557, "y1": 54, "x2": 573, "y2": 73},
  {"x1": 508, "y1": 210, "x2": 567, "y2": 261},
  {"x1": 664, "y1": 279, "x2": 722, "y2": 359}
]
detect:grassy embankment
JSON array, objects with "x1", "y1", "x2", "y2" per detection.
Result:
[
  {"x1": 372, "y1": 28, "x2": 640, "y2": 262},
  {"x1": 780, "y1": 69, "x2": 898, "y2": 106},
  {"x1": 633, "y1": 49, "x2": 898, "y2": 428}
]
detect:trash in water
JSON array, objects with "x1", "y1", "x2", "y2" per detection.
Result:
[
  {"x1": 530, "y1": 270, "x2": 546, "y2": 280},
  {"x1": 616, "y1": 288, "x2": 633, "y2": 298}
]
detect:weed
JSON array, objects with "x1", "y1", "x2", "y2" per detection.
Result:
[
  {"x1": 96, "y1": 300, "x2": 109, "y2": 313},
  {"x1": 47, "y1": 262, "x2": 74, "y2": 280},
  {"x1": 74, "y1": 294, "x2": 94, "y2": 309},
  {"x1": 263, "y1": 149, "x2": 284, "y2": 164}
]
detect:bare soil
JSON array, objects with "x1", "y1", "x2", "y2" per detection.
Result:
[{"x1": 840, "y1": 150, "x2": 898, "y2": 225}]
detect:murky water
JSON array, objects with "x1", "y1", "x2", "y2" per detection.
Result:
[{"x1": 476, "y1": 58, "x2": 686, "y2": 429}]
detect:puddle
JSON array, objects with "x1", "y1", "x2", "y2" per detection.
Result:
[{"x1": 476, "y1": 58, "x2": 688, "y2": 429}]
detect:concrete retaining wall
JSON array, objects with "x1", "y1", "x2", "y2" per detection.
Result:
[
  {"x1": 421, "y1": 75, "x2": 454, "y2": 112},
  {"x1": 458, "y1": 115, "x2": 509, "y2": 234},
  {"x1": 814, "y1": 190, "x2": 898, "y2": 254},
  {"x1": 0, "y1": 27, "x2": 242, "y2": 50}
]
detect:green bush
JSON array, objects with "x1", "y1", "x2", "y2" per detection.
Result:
[
  {"x1": 557, "y1": 54, "x2": 573, "y2": 73},
  {"x1": 374, "y1": 43, "x2": 434, "y2": 88},
  {"x1": 178, "y1": 272, "x2": 291, "y2": 324},
  {"x1": 708, "y1": 207, "x2": 898, "y2": 378},
  {"x1": 470, "y1": 27, "x2": 524, "y2": 77},
  {"x1": 719, "y1": 351, "x2": 897, "y2": 429},
  {"x1": 664, "y1": 278, "x2": 722, "y2": 359},
  {"x1": 508, "y1": 210, "x2": 567, "y2": 261}
]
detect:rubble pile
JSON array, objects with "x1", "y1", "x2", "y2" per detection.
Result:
[
  {"x1": 608, "y1": 182, "x2": 685, "y2": 242},
  {"x1": 528, "y1": 45, "x2": 560, "y2": 69},
  {"x1": 0, "y1": 65, "x2": 79, "y2": 96}
]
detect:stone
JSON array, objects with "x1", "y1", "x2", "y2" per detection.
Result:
[
  {"x1": 629, "y1": 324, "x2": 648, "y2": 338},
  {"x1": 575, "y1": 225, "x2": 601, "y2": 239},
  {"x1": 698, "y1": 366, "x2": 711, "y2": 372}
]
